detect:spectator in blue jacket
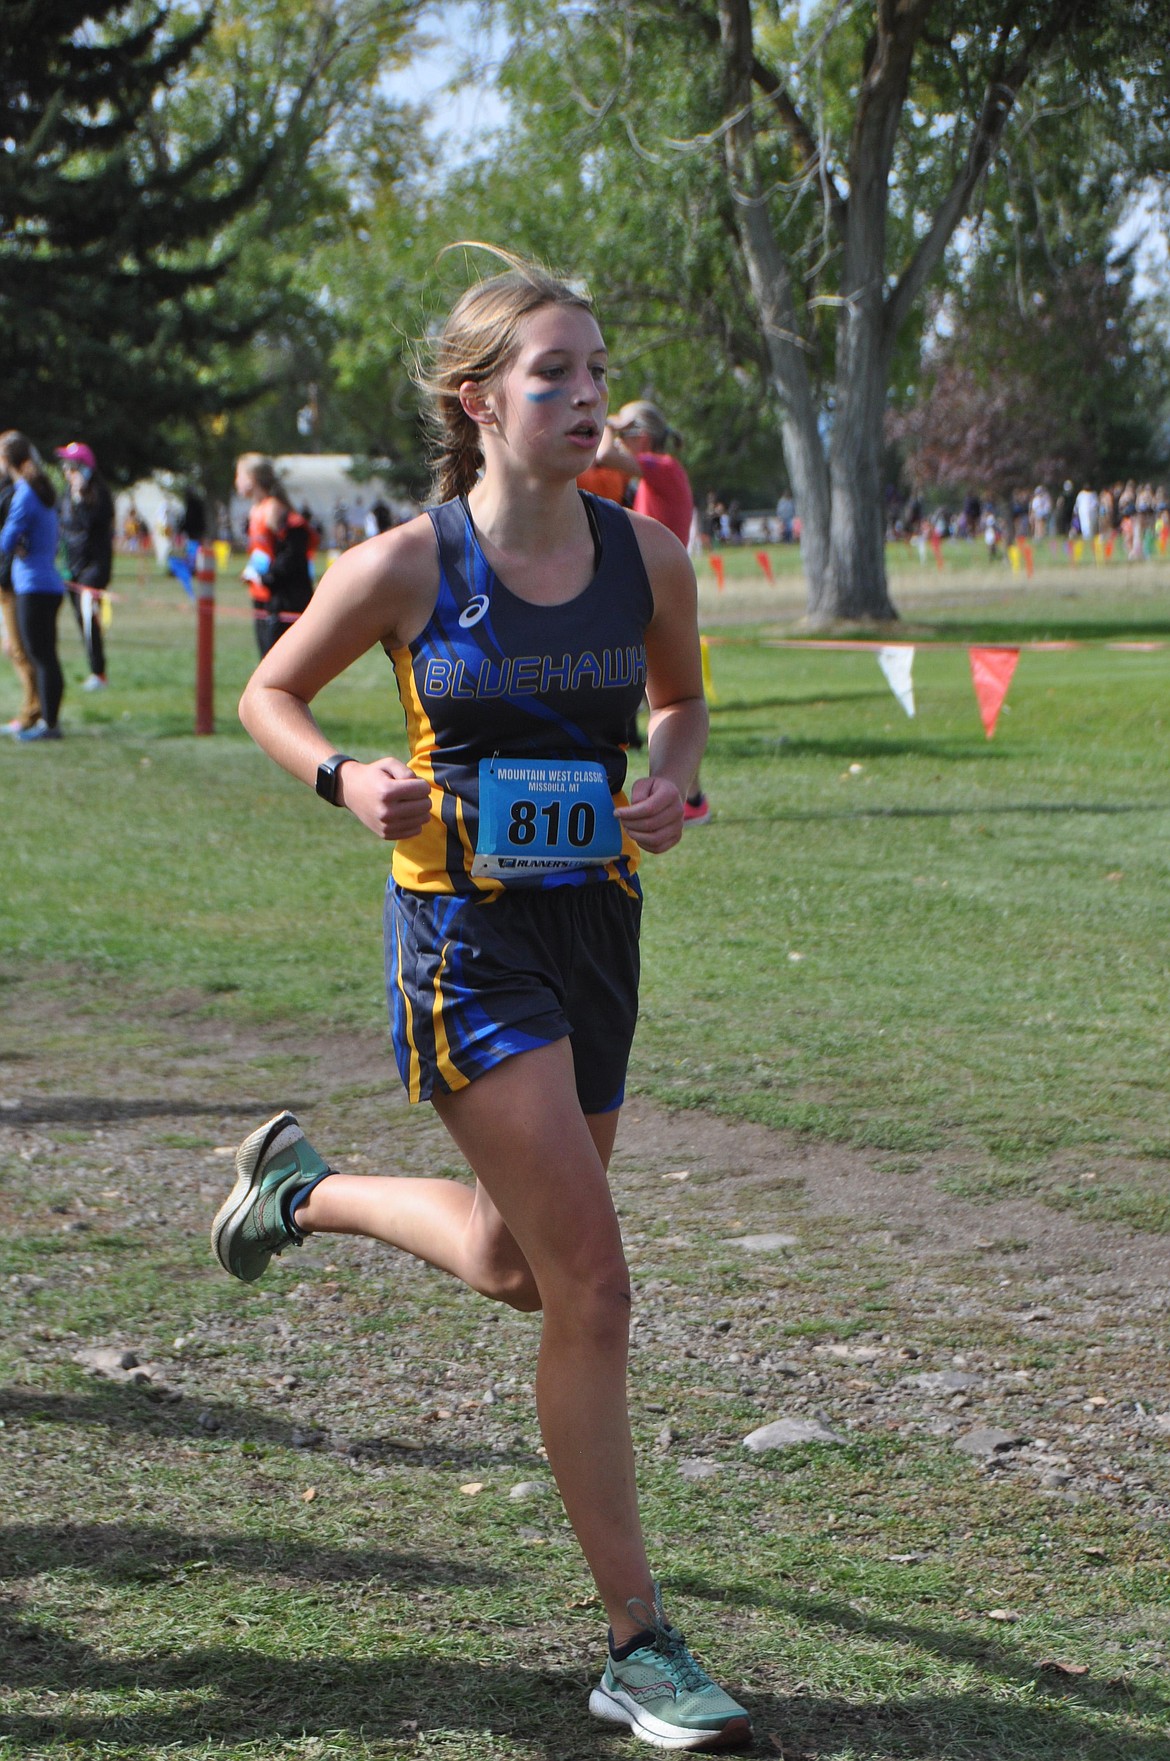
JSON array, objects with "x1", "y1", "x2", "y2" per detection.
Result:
[
  {"x1": 0, "y1": 471, "x2": 42, "y2": 732},
  {"x1": 0, "y1": 431, "x2": 66, "y2": 741}
]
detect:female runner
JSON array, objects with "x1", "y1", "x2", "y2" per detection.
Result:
[{"x1": 211, "y1": 252, "x2": 750, "y2": 1753}]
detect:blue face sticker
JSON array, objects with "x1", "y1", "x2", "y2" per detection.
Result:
[{"x1": 526, "y1": 386, "x2": 563, "y2": 403}]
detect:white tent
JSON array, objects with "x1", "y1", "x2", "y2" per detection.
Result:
[{"x1": 117, "y1": 453, "x2": 415, "y2": 545}]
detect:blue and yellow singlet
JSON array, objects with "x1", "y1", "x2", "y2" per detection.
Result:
[{"x1": 389, "y1": 493, "x2": 652, "y2": 898}]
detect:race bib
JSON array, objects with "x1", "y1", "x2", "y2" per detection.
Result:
[{"x1": 473, "y1": 757, "x2": 622, "y2": 878}]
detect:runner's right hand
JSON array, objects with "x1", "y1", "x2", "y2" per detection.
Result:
[{"x1": 339, "y1": 757, "x2": 431, "y2": 842}]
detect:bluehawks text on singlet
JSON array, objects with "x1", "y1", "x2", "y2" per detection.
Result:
[{"x1": 422, "y1": 646, "x2": 646, "y2": 701}]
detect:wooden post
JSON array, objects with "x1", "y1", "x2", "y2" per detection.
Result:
[{"x1": 194, "y1": 545, "x2": 215, "y2": 735}]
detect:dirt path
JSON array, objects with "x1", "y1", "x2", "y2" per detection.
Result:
[{"x1": 3, "y1": 990, "x2": 1168, "y2": 1517}]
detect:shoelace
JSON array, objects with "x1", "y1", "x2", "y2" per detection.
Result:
[{"x1": 625, "y1": 1587, "x2": 713, "y2": 1694}]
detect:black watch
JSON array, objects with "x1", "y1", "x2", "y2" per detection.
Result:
[{"x1": 315, "y1": 752, "x2": 353, "y2": 806}]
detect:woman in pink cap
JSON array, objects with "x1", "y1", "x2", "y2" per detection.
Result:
[{"x1": 57, "y1": 441, "x2": 115, "y2": 690}]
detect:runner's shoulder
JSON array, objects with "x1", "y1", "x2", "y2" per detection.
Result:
[
  {"x1": 624, "y1": 509, "x2": 694, "y2": 600},
  {"x1": 314, "y1": 511, "x2": 439, "y2": 645}
]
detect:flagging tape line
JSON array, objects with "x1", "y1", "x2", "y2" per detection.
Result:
[{"x1": 65, "y1": 582, "x2": 123, "y2": 603}]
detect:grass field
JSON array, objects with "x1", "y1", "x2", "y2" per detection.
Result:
[
  {"x1": 6, "y1": 547, "x2": 1170, "y2": 1225},
  {"x1": 2, "y1": 547, "x2": 1169, "y2": 1759}
]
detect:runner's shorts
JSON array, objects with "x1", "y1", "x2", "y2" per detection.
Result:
[{"x1": 384, "y1": 879, "x2": 642, "y2": 1114}]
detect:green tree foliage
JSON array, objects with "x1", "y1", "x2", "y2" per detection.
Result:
[
  {"x1": 467, "y1": 0, "x2": 1170, "y2": 618},
  {"x1": 306, "y1": 9, "x2": 790, "y2": 506},
  {"x1": 480, "y1": 21, "x2": 787, "y2": 504},
  {"x1": 890, "y1": 261, "x2": 1160, "y2": 500},
  {"x1": 889, "y1": 74, "x2": 1169, "y2": 498},
  {"x1": 0, "y1": 0, "x2": 420, "y2": 483}
]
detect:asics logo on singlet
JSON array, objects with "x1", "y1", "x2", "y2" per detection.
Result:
[{"x1": 458, "y1": 594, "x2": 490, "y2": 628}]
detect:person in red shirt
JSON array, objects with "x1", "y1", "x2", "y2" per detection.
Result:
[{"x1": 596, "y1": 404, "x2": 709, "y2": 822}]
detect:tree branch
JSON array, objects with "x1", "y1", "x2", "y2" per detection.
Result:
[
  {"x1": 673, "y1": 0, "x2": 847, "y2": 227},
  {"x1": 883, "y1": 1, "x2": 1085, "y2": 343}
]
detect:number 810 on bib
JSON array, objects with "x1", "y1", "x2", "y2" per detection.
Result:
[{"x1": 473, "y1": 757, "x2": 623, "y2": 878}]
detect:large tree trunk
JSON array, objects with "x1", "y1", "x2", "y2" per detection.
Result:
[
  {"x1": 822, "y1": 407, "x2": 896, "y2": 623},
  {"x1": 811, "y1": 3, "x2": 924, "y2": 625},
  {"x1": 778, "y1": 400, "x2": 831, "y2": 611},
  {"x1": 717, "y1": 0, "x2": 833, "y2": 604},
  {"x1": 719, "y1": 0, "x2": 899, "y2": 623},
  {"x1": 820, "y1": 142, "x2": 899, "y2": 623},
  {"x1": 706, "y1": 0, "x2": 1085, "y2": 622}
]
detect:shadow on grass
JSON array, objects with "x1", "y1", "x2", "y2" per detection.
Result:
[
  {"x1": 1, "y1": 1603, "x2": 1167, "y2": 1759},
  {"x1": 0, "y1": 1095, "x2": 281, "y2": 1127},
  {"x1": 710, "y1": 732, "x2": 991, "y2": 764},
  {"x1": 673, "y1": 1575, "x2": 1170, "y2": 1729},
  {"x1": 0, "y1": 1518, "x2": 501, "y2": 1592},
  {"x1": 713, "y1": 799, "x2": 1169, "y2": 824},
  {"x1": 924, "y1": 618, "x2": 1170, "y2": 644},
  {"x1": 710, "y1": 690, "x2": 891, "y2": 714},
  {"x1": 0, "y1": 1384, "x2": 544, "y2": 1471}
]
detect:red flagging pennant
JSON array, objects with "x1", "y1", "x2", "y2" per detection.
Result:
[{"x1": 969, "y1": 647, "x2": 1020, "y2": 738}]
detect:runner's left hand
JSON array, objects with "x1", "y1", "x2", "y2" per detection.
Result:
[{"x1": 615, "y1": 774, "x2": 684, "y2": 853}]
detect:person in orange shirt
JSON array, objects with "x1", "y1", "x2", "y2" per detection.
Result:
[
  {"x1": 235, "y1": 454, "x2": 315, "y2": 656},
  {"x1": 577, "y1": 461, "x2": 627, "y2": 504}
]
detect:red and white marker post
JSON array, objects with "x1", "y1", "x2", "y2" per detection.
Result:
[{"x1": 194, "y1": 545, "x2": 216, "y2": 735}]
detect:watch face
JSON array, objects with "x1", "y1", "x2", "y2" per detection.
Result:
[{"x1": 317, "y1": 755, "x2": 346, "y2": 802}]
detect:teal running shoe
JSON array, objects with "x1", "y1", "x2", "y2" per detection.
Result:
[
  {"x1": 589, "y1": 1586, "x2": 752, "y2": 1751},
  {"x1": 210, "y1": 1111, "x2": 332, "y2": 1283}
]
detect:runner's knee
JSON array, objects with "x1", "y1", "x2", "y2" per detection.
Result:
[{"x1": 542, "y1": 1253, "x2": 632, "y2": 1348}]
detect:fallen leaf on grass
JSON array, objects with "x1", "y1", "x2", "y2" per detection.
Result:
[
  {"x1": 1038, "y1": 1659, "x2": 1090, "y2": 1677},
  {"x1": 986, "y1": 1609, "x2": 1019, "y2": 1622},
  {"x1": 301, "y1": 1487, "x2": 317, "y2": 1503},
  {"x1": 460, "y1": 1482, "x2": 485, "y2": 1496}
]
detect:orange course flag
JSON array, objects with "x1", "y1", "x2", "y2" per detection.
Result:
[
  {"x1": 710, "y1": 554, "x2": 725, "y2": 590},
  {"x1": 969, "y1": 646, "x2": 1020, "y2": 739},
  {"x1": 755, "y1": 550, "x2": 775, "y2": 584}
]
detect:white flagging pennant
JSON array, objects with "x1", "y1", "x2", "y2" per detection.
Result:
[{"x1": 877, "y1": 645, "x2": 916, "y2": 718}]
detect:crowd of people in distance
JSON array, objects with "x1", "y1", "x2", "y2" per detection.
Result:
[{"x1": 887, "y1": 477, "x2": 1170, "y2": 563}]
